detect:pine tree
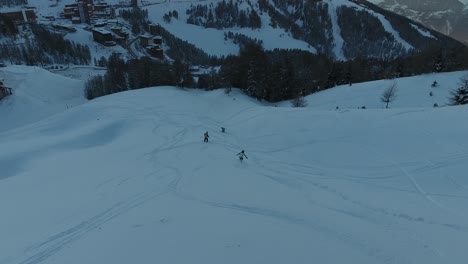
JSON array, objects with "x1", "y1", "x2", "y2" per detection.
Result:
[{"x1": 449, "y1": 77, "x2": 468, "y2": 105}]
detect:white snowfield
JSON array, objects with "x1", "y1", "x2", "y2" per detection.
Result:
[{"x1": 1, "y1": 66, "x2": 468, "y2": 263}]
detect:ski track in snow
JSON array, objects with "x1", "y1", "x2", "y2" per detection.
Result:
[
  {"x1": 4, "y1": 175, "x2": 175, "y2": 264},
  {"x1": 326, "y1": 0, "x2": 346, "y2": 60}
]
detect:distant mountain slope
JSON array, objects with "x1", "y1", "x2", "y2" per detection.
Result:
[
  {"x1": 368, "y1": 0, "x2": 468, "y2": 45},
  {"x1": 144, "y1": 0, "x2": 465, "y2": 60},
  {"x1": 7, "y1": 0, "x2": 465, "y2": 61}
]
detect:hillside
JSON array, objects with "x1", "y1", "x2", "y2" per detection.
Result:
[
  {"x1": 368, "y1": 0, "x2": 468, "y2": 44},
  {"x1": 142, "y1": 0, "x2": 464, "y2": 60},
  {"x1": 12, "y1": 0, "x2": 465, "y2": 61},
  {"x1": 1, "y1": 66, "x2": 468, "y2": 264}
]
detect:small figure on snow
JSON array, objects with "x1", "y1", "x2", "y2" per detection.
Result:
[
  {"x1": 237, "y1": 150, "x2": 248, "y2": 161},
  {"x1": 204, "y1": 131, "x2": 209, "y2": 142},
  {"x1": 221, "y1": 127, "x2": 226, "y2": 133}
]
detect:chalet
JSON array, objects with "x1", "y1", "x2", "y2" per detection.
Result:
[
  {"x1": 148, "y1": 24, "x2": 161, "y2": 35},
  {"x1": 72, "y1": 17, "x2": 81, "y2": 24},
  {"x1": 189, "y1": 66, "x2": 201, "y2": 76},
  {"x1": 140, "y1": 28, "x2": 164, "y2": 59},
  {"x1": 139, "y1": 33, "x2": 153, "y2": 47},
  {"x1": 62, "y1": 0, "x2": 114, "y2": 24},
  {"x1": 153, "y1": 36, "x2": 162, "y2": 45},
  {"x1": 147, "y1": 45, "x2": 163, "y2": 60},
  {"x1": 63, "y1": 5, "x2": 75, "y2": 19},
  {"x1": 110, "y1": 27, "x2": 128, "y2": 38},
  {"x1": 92, "y1": 28, "x2": 114, "y2": 45},
  {"x1": 77, "y1": 2, "x2": 91, "y2": 24},
  {"x1": 0, "y1": 9, "x2": 36, "y2": 24}
]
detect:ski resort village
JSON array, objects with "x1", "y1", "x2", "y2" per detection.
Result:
[{"x1": 1, "y1": 0, "x2": 468, "y2": 264}]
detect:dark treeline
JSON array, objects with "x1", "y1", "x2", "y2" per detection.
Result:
[
  {"x1": 86, "y1": 42, "x2": 468, "y2": 102},
  {"x1": 200, "y1": 43, "x2": 468, "y2": 102},
  {"x1": 186, "y1": 0, "x2": 261, "y2": 29},
  {"x1": 30, "y1": 24, "x2": 91, "y2": 65},
  {"x1": 224, "y1": 32, "x2": 263, "y2": 50},
  {"x1": 120, "y1": 8, "x2": 148, "y2": 34},
  {"x1": 85, "y1": 54, "x2": 195, "y2": 100},
  {"x1": 0, "y1": 24, "x2": 91, "y2": 65}
]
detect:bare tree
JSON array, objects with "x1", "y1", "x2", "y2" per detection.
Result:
[{"x1": 381, "y1": 82, "x2": 398, "y2": 108}]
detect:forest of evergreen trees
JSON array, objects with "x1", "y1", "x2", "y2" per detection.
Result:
[
  {"x1": 120, "y1": 8, "x2": 148, "y2": 35},
  {"x1": 185, "y1": 0, "x2": 261, "y2": 29},
  {"x1": 85, "y1": 42, "x2": 468, "y2": 102},
  {"x1": 85, "y1": 54, "x2": 195, "y2": 100},
  {"x1": 0, "y1": 24, "x2": 91, "y2": 66}
]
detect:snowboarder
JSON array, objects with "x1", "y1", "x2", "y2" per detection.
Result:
[
  {"x1": 237, "y1": 150, "x2": 248, "y2": 161},
  {"x1": 221, "y1": 127, "x2": 225, "y2": 133},
  {"x1": 204, "y1": 131, "x2": 209, "y2": 142}
]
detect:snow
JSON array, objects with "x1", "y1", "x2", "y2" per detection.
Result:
[
  {"x1": 64, "y1": 26, "x2": 129, "y2": 62},
  {"x1": 325, "y1": 0, "x2": 346, "y2": 60},
  {"x1": 1, "y1": 65, "x2": 468, "y2": 264},
  {"x1": 143, "y1": 0, "x2": 316, "y2": 56},
  {"x1": 410, "y1": 23, "x2": 437, "y2": 39},
  {"x1": 0, "y1": 65, "x2": 86, "y2": 132},
  {"x1": 297, "y1": 71, "x2": 468, "y2": 110},
  {"x1": 331, "y1": 0, "x2": 414, "y2": 52}
]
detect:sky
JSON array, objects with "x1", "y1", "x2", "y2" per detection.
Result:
[{"x1": 1, "y1": 65, "x2": 468, "y2": 264}]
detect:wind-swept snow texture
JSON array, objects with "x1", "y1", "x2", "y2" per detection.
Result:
[{"x1": 1, "y1": 66, "x2": 468, "y2": 264}]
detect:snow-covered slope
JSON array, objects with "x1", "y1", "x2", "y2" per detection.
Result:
[
  {"x1": 368, "y1": 0, "x2": 468, "y2": 44},
  {"x1": 1, "y1": 67, "x2": 468, "y2": 264},
  {"x1": 299, "y1": 71, "x2": 468, "y2": 109},
  {"x1": 19, "y1": 0, "x2": 463, "y2": 60},
  {"x1": 142, "y1": 0, "x2": 315, "y2": 57},
  {"x1": 0, "y1": 65, "x2": 86, "y2": 132}
]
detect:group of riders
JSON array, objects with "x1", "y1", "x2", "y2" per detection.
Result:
[{"x1": 203, "y1": 130, "x2": 248, "y2": 162}]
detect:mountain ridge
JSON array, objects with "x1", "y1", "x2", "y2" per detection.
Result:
[{"x1": 368, "y1": 0, "x2": 468, "y2": 44}]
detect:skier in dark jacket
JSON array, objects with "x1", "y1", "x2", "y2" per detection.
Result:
[
  {"x1": 237, "y1": 150, "x2": 248, "y2": 161},
  {"x1": 204, "y1": 131, "x2": 209, "y2": 142}
]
